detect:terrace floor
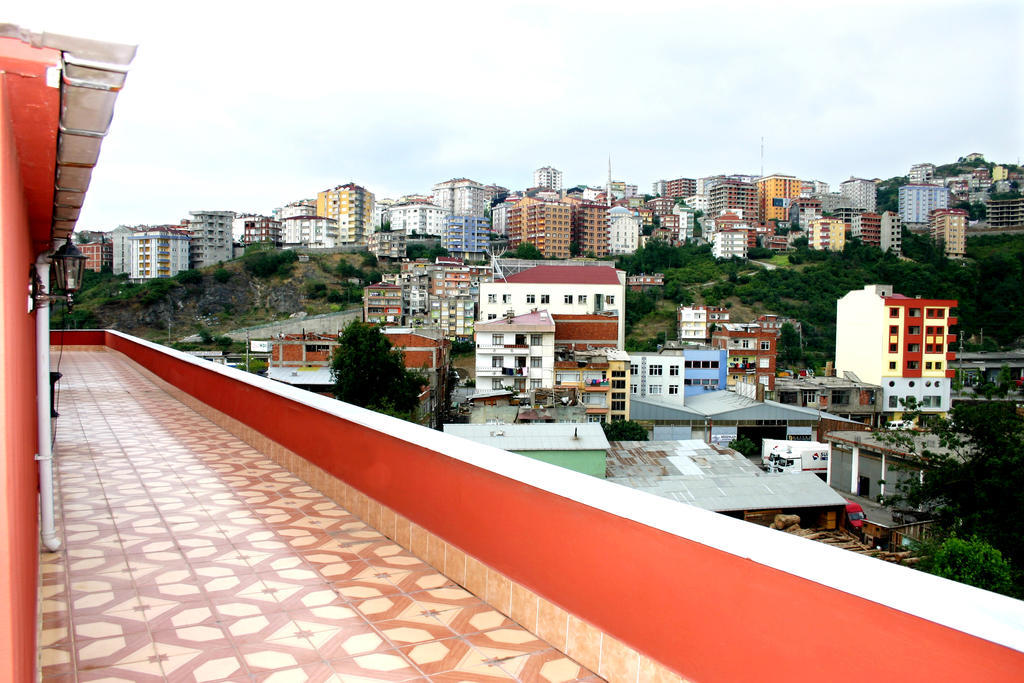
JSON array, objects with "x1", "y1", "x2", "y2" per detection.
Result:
[{"x1": 39, "y1": 350, "x2": 600, "y2": 682}]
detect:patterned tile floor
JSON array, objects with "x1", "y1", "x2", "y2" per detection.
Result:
[{"x1": 41, "y1": 351, "x2": 601, "y2": 682}]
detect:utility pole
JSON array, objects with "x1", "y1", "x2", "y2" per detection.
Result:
[
  {"x1": 760, "y1": 137, "x2": 765, "y2": 179},
  {"x1": 245, "y1": 331, "x2": 250, "y2": 372}
]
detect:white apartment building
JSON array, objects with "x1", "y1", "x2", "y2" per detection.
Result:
[
  {"x1": 898, "y1": 184, "x2": 949, "y2": 224},
  {"x1": 475, "y1": 310, "x2": 556, "y2": 392},
  {"x1": 187, "y1": 210, "x2": 234, "y2": 268},
  {"x1": 432, "y1": 178, "x2": 488, "y2": 217},
  {"x1": 129, "y1": 227, "x2": 190, "y2": 280},
  {"x1": 110, "y1": 225, "x2": 134, "y2": 274},
  {"x1": 388, "y1": 201, "x2": 449, "y2": 237},
  {"x1": 490, "y1": 202, "x2": 511, "y2": 237},
  {"x1": 839, "y1": 177, "x2": 877, "y2": 212},
  {"x1": 273, "y1": 199, "x2": 317, "y2": 221},
  {"x1": 683, "y1": 194, "x2": 709, "y2": 212},
  {"x1": 478, "y1": 264, "x2": 626, "y2": 348},
  {"x1": 909, "y1": 163, "x2": 936, "y2": 185},
  {"x1": 607, "y1": 207, "x2": 641, "y2": 255},
  {"x1": 802, "y1": 180, "x2": 831, "y2": 197},
  {"x1": 534, "y1": 166, "x2": 563, "y2": 192},
  {"x1": 627, "y1": 353, "x2": 688, "y2": 406},
  {"x1": 374, "y1": 198, "x2": 396, "y2": 228},
  {"x1": 367, "y1": 229, "x2": 407, "y2": 260},
  {"x1": 677, "y1": 305, "x2": 729, "y2": 342},
  {"x1": 281, "y1": 215, "x2": 339, "y2": 248},
  {"x1": 673, "y1": 206, "x2": 696, "y2": 243},
  {"x1": 712, "y1": 230, "x2": 747, "y2": 260},
  {"x1": 880, "y1": 211, "x2": 902, "y2": 255}
]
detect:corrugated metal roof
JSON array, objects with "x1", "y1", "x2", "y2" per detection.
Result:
[
  {"x1": 630, "y1": 392, "x2": 861, "y2": 423},
  {"x1": 266, "y1": 366, "x2": 334, "y2": 386},
  {"x1": 606, "y1": 440, "x2": 845, "y2": 512},
  {"x1": 443, "y1": 423, "x2": 610, "y2": 452}
]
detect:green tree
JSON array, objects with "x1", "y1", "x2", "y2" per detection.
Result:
[
  {"x1": 890, "y1": 402, "x2": 1024, "y2": 592},
  {"x1": 213, "y1": 267, "x2": 232, "y2": 283},
  {"x1": 330, "y1": 322, "x2": 425, "y2": 419},
  {"x1": 513, "y1": 242, "x2": 544, "y2": 260},
  {"x1": 601, "y1": 420, "x2": 648, "y2": 441},
  {"x1": 919, "y1": 536, "x2": 1015, "y2": 596},
  {"x1": 728, "y1": 436, "x2": 759, "y2": 458},
  {"x1": 778, "y1": 323, "x2": 802, "y2": 366}
]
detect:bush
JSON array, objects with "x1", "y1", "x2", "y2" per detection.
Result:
[
  {"x1": 305, "y1": 282, "x2": 328, "y2": 299},
  {"x1": 213, "y1": 268, "x2": 232, "y2": 283},
  {"x1": 326, "y1": 290, "x2": 345, "y2": 303},
  {"x1": 451, "y1": 339, "x2": 475, "y2": 355},
  {"x1": 360, "y1": 252, "x2": 378, "y2": 268},
  {"x1": 177, "y1": 269, "x2": 202, "y2": 285},
  {"x1": 244, "y1": 249, "x2": 298, "y2": 278}
]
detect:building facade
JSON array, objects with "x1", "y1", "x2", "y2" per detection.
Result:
[
  {"x1": 850, "y1": 212, "x2": 881, "y2": 247},
  {"x1": 929, "y1": 208, "x2": 967, "y2": 259},
  {"x1": 568, "y1": 199, "x2": 609, "y2": 257},
  {"x1": 607, "y1": 206, "x2": 641, "y2": 255},
  {"x1": 712, "y1": 229, "x2": 748, "y2": 259},
  {"x1": 835, "y1": 284, "x2": 957, "y2": 419},
  {"x1": 711, "y1": 324, "x2": 777, "y2": 390},
  {"x1": 443, "y1": 215, "x2": 491, "y2": 260},
  {"x1": 241, "y1": 215, "x2": 283, "y2": 247},
  {"x1": 432, "y1": 178, "x2": 488, "y2": 217},
  {"x1": 367, "y1": 229, "x2": 407, "y2": 260},
  {"x1": 898, "y1": 184, "x2": 949, "y2": 224},
  {"x1": 839, "y1": 177, "x2": 877, "y2": 212},
  {"x1": 363, "y1": 283, "x2": 403, "y2": 326},
  {"x1": 986, "y1": 196, "x2": 1024, "y2": 228},
  {"x1": 281, "y1": 215, "x2": 339, "y2": 248},
  {"x1": 709, "y1": 180, "x2": 758, "y2": 221},
  {"x1": 187, "y1": 210, "x2": 234, "y2": 268},
  {"x1": 756, "y1": 174, "x2": 802, "y2": 223},
  {"x1": 79, "y1": 237, "x2": 112, "y2": 272},
  {"x1": 808, "y1": 217, "x2": 847, "y2": 251},
  {"x1": 908, "y1": 163, "x2": 936, "y2": 185},
  {"x1": 388, "y1": 201, "x2": 449, "y2": 237},
  {"x1": 533, "y1": 166, "x2": 563, "y2": 192},
  {"x1": 475, "y1": 310, "x2": 556, "y2": 392},
  {"x1": 317, "y1": 183, "x2": 375, "y2": 245},
  {"x1": 506, "y1": 196, "x2": 572, "y2": 259},
  {"x1": 677, "y1": 305, "x2": 729, "y2": 342},
  {"x1": 129, "y1": 227, "x2": 191, "y2": 280}
]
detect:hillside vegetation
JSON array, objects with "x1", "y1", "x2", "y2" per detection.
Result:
[{"x1": 618, "y1": 233, "x2": 1024, "y2": 366}]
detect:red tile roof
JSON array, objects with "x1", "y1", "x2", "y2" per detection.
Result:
[{"x1": 503, "y1": 265, "x2": 621, "y2": 285}]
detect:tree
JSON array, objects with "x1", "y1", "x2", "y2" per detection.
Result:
[
  {"x1": 331, "y1": 322, "x2": 425, "y2": 419},
  {"x1": 918, "y1": 536, "x2": 1015, "y2": 596},
  {"x1": 778, "y1": 323, "x2": 802, "y2": 366},
  {"x1": 728, "y1": 436, "x2": 758, "y2": 458},
  {"x1": 513, "y1": 242, "x2": 544, "y2": 260},
  {"x1": 601, "y1": 420, "x2": 648, "y2": 441},
  {"x1": 889, "y1": 402, "x2": 1024, "y2": 592}
]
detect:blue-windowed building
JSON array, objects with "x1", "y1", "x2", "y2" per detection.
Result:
[
  {"x1": 682, "y1": 348, "x2": 729, "y2": 397},
  {"x1": 443, "y1": 215, "x2": 491, "y2": 260}
]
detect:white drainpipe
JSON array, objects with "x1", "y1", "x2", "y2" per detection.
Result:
[{"x1": 35, "y1": 253, "x2": 60, "y2": 552}]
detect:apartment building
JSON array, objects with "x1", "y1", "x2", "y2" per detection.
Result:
[
  {"x1": 429, "y1": 296, "x2": 476, "y2": 341},
  {"x1": 608, "y1": 206, "x2": 641, "y2": 255},
  {"x1": 475, "y1": 310, "x2": 556, "y2": 392},
  {"x1": 367, "y1": 229, "x2": 407, "y2": 260},
  {"x1": 273, "y1": 199, "x2": 317, "y2": 221},
  {"x1": 645, "y1": 196, "x2": 676, "y2": 217},
  {"x1": 554, "y1": 348, "x2": 632, "y2": 422},
  {"x1": 709, "y1": 180, "x2": 758, "y2": 220},
  {"x1": 880, "y1": 211, "x2": 902, "y2": 254},
  {"x1": 490, "y1": 201, "x2": 512, "y2": 237},
  {"x1": 835, "y1": 284, "x2": 957, "y2": 419},
  {"x1": 443, "y1": 215, "x2": 491, "y2": 260},
  {"x1": 628, "y1": 348, "x2": 729, "y2": 403},
  {"x1": 986, "y1": 196, "x2": 1024, "y2": 228},
  {"x1": 479, "y1": 264, "x2": 626, "y2": 347},
  {"x1": 241, "y1": 215, "x2": 282, "y2": 247},
  {"x1": 850, "y1": 212, "x2": 881, "y2": 247},
  {"x1": 908, "y1": 163, "x2": 936, "y2": 185},
  {"x1": 363, "y1": 283, "x2": 403, "y2": 326},
  {"x1": 566, "y1": 198, "x2": 609, "y2": 257},
  {"x1": 898, "y1": 184, "x2": 949, "y2": 224},
  {"x1": 79, "y1": 237, "x2": 112, "y2": 272},
  {"x1": 129, "y1": 227, "x2": 191, "y2": 280},
  {"x1": 756, "y1": 174, "x2": 802, "y2": 223},
  {"x1": 788, "y1": 198, "x2": 822, "y2": 231},
  {"x1": 712, "y1": 229, "x2": 748, "y2": 260},
  {"x1": 187, "y1": 210, "x2": 234, "y2": 268},
  {"x1": 654, "y1": 177, "x2": 697, "y2": 199},
  {"x1": 317, "y1": 183, "x2": 375, "y2": 245},
  {"x1": 533, "y1": 166, "x2": 563, "y2": 191},
  {"x1": 506, "y1": 196, "x2": 572, "y2": 259},
  {"x1": 677, "y1": 305, "x2": 730, "y2": 342},
  {"x1": 281, "y1": 215, "x2": 339, "y2": 249},
  {"x1": 388, "y1": 201, "x2": 449, "y2": 237},
  {"x1": 808, "y1": 217, "x2": 847, "y2": 251},
  {"x1": 839, "y1": 177, "x2": 877, "y2": 212},
  {"x1": 711, "y1": 323, "x2": 777, "y2": 390},
  {"x1": 929, "y1": 208, "x2": 967, "y2": 259},
  {"x1": 432, "y1": 178, "x2": 488, "y2": 217}
]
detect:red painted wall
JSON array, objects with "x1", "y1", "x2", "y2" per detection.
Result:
[
  {"x1": 63, "y1": 330, "x2": 1024, "y2": 682},
  {"x1": 0, "y1": 78, "x2": 43, "y2": 683}
]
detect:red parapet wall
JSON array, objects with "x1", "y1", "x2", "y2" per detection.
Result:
[{"x1": 55, "y1": 330, "x2": 1024, "y2": 682}]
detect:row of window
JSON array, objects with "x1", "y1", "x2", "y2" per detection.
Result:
[
  {"x1": 489, "y1": 334, "x2": 544, "y2": 346},
  {"x1": 889, "y1": 360, "x2": 943, "y2": 370},
  {"x1": 490, "y1": 356, "x2": 543, "y2": 368},
  {"x1": 889, "y1": 307, "x2": 948, "y2": 319}
]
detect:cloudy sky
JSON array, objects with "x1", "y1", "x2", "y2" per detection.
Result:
[{"x1": 11, "y1": 1, "x2": 1023, "y2": 230}]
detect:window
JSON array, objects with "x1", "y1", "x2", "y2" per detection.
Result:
[
  {"x1": 487, "y1": 293, "x2": 496, "y2": 303},
  {"x1": 541, "y1": 294, "x2": 550, "y2": 304},
  {"x1": 668, "y1": 385, "x2": 679, "y2": 395},
  {"x1": 611, "y1": 400, "x2": 626, "y2": 411},
  {"x1": 925, "y1": 362, "x2": 932, "y2": 370},
  {"x1": 889, "y1": 361, "x2": 897, "y2": 370},
  {"x1": 492, "y1": 379, "x2": 504, "y2": 389},
  {"x1": 889, "y1": 307, "x2": 899, "y2": 317},
  {"x1": 889, "y1": 344, "x2": 898, "y2": 352},
  {"x1": 612, "y1": 380, "x2": 625, "y2": 389},
  {"x1": 612, "y1": 370, "x2": 626, "y2": 377},
  {"x1": 908, "y1": 308, "x2": 921, "y2": 317},
  {"x1": 487, "y1": 313, "x2": 497, "y2": 320},
  {"x1": 669, "y1": 365, "x2": 679, "y2": 376},
  {"x1": 492, "y1": 356, "x2": 503, "y2": 368},
  {"x1": 935, "y1": 362, "x2": 942, "y2": 370},
  {"x1": 578, "y1": 295, "x2": 588, "y2": 304},
  {"x1": 492, "y1": 334, "x2": 503, "y2": 345},
  {"x1": 741, "y1": 339, "x2": 750, "y2": 349},
  {"x1": 649, "y1": 385, "x2": 663, "y2": 394},
  {"x1": 607, "y1": 295, "x2": 615, "y2": 305},
  {"x1": 530, "y1": 357, "x2": 542, "y2": 368},
  {"x1": 649, "y1": 365, "x2": 663, "y2": 376},
  {"x1": 612, "y1": 392, "x2": 626, "y2": 400},
  {"x1": 630, "y1": 364, "x2": 639, "y2": 374},
  {"x1": 909, "y1": 326, "x2": 921, "y2": 335},
  {"x1": 889, "y1": 395, "x2": 898, "y2": 408},
  {"x1": 907, "y1": 344, "x2": 920, "y2": 352},
  {"x1": 889, "y1": 325, "x2": 899, "y2": 334},
  {"x1": 759, "y1": 358, "x2": 769, "y2": 368},
  {"x1": 502, "y1": 294, "x2": 511, "y2": 304},
  {"x1": 530, "y1": 379, "x2": 542, "y2": 389},
  {"x1": 907, "y1": 361, "x2": 919, "y2": 370},
  {"x1": 760, "y1": 341, "x2": 771, "y2": 351},
  {"x1": 630, "y1": 384, "x2": 638, "y2": 394},
  {"x1": 530, "y1": 334, "x2": 542, "y2": 346},
  {"x1": 564, "y1": 295, "x2": 573, "y2": 304},
  {"x1": 526, "y1": 294, "x2": 535, "y2": 304}
]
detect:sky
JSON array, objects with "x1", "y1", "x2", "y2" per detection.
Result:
[{"x1": 10, "y1": 0, "x2": 1024, "y2": 230}]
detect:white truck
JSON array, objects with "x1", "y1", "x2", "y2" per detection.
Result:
[{"x1": 761, "y1": 439, "x2": 830, "y2": 479}]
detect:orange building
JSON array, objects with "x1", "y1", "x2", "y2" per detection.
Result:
[
  {"x1": 565, "y1": 196, "x2": 609, "y2": 257},
  {"x1": 756, "y1": 174, "x2": 802, "y2": 223},
  {"x1": 506, "y1": 196, "x2": 572, "y2": 258}
]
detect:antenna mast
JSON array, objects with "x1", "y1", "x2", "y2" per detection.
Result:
[{"x1": 760, "y1": 137, "x2": 765, "y2": 178}]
